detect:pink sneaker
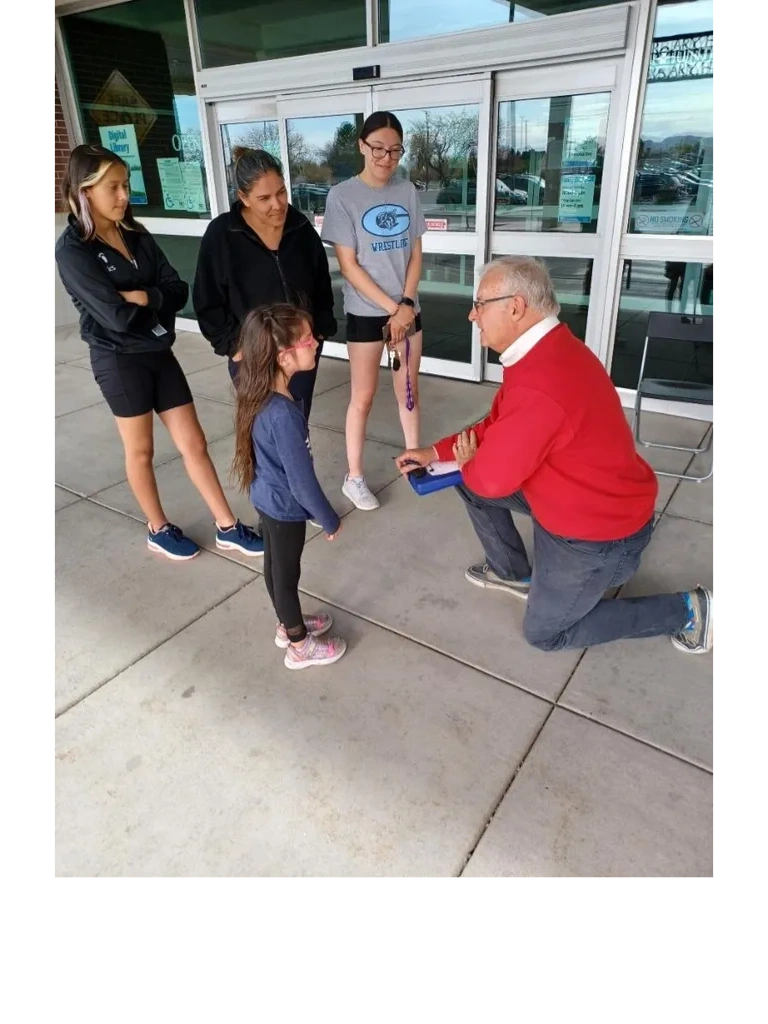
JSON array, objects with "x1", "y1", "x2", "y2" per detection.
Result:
[
  {"x1": 275, "y1": 613, "x2": 333, "y2": 649},
  {"x1": 284, "y1": 633, "x2": 347, "y2": 670}
]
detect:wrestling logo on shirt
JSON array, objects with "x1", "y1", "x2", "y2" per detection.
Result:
[{"x1": 362, "y1": 204, "x2": 410, "y2": 238}]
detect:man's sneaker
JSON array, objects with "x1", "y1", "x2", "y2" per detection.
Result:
[
  {"x1": 465, "y1": 562, "x2": 531, "y2": 600},
  {"x1": 147, "y1": 523, "x2": 200, "y2": 561},
  {"x1": 275, "y1": 612, "x2": 333, "y2": 649},
  {"x1": 342, "y1": 474, "x2": 380, "y2": 511},
  {"x1": 284, "y1": 633, "x2": 347, "y2": 670},
  {"x1": 671, "y1": 586, "x2": 713, "y2": 654},
  {"x1": 215, "y1": 519, "x2": 264, "y2": 557}
]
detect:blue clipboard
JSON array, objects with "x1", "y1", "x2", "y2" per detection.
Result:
[{"x1": 408, "y1": 460, "x2": 463, "y2": 496}]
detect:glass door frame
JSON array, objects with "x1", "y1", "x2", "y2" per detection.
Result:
[
  {"x1": 484, "y1": 55, "x2": 632, "y2": 384},
  {"x1": 211, "y1": 75, "x2": 493, "y2": 381},
  {"x1": 206, "y1": 96, "x2": 282, "y2": 222},
  {"x1": 370, "y1": 74, "x2": 492, "y2": 382},
  {"x1": 276, "y1": 88, "x2": 374, "y2": 364}
]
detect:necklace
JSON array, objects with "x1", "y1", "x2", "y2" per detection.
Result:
[{"x1": 97, "y1": 224, "x2": 137, "y2": 268}]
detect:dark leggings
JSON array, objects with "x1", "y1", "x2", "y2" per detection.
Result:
[
  {"x1": 228, "y1": 338, "x2": 323, "y2": 422},
  {"x1": 258, "y1": 511, "x2": 307, "y2": 642}
]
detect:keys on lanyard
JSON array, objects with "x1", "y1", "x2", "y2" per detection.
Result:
[{"x1": 386, "y1": 333, "x2": 400, "y2": 372}]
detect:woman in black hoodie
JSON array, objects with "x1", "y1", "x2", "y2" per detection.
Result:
[
  {"x1": 192, "y1": 148, "x2": 336, "y2": 421},
  {"x1": 55, "y1": 144, "x2": 263, "y2": 562}
]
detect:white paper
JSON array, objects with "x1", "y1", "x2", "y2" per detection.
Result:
[
  {"x1": 157, "y1": 158, "x2": 208, "y2": 214},
  {"x1": 157, "y1": 157, "x2": 185, "y2": 212},
  {"x1": 427, "y1": 460, "x2": 460, "y2": 476},
  {"x1": 180, "y1": 161, "x2": 207, "y2": 213}
]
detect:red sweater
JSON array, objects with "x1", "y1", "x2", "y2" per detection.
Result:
[{"x1": 434, "y1": 323, "x2": 658, "y2": 541}]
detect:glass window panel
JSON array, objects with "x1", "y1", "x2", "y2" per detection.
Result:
[
  {"x1": 325, "y1": 247, "x2": 474, "y2": 359},
  {"x1": 61, "y1": 0, "x2": 211, "y2": 220},
  {"x1": 324, "y1": 243, "x2": 348, "y2": 345},
  {"x1": 610, "y1": 260, "x2": 713, "y2": 390},
  {"x1": 390, "y1": 105, "x2": 480, "y2": 233},
  {"x1": 220, "y1": 120, "x2": 280, "y2": 203},
  {"x1": 195, "y1": 0, "x2": 366, "y2": 68},
  {"x1": 154, "y1": 235, "x2": 203, "y2": 319},
  {"x1": 286, "y1": 114, "x2": 365, "y2": 226},
  {"x1": 486, "y1": 256, "x2": 593, "y2": 364},
  {"x1": 420, "y1": 254, "x2": 476, "y2": 363},
  {"x1": 630, "y1": 1, "x2": 713, "y2": 236},
  {"x1": 379, "y1": 1, "x2": 627, "y2": 44},
  {"x1": 494, "y1": 93, "x2": 610, "y2": 233}
]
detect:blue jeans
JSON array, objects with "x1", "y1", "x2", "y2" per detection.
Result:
[
  {"x1": 456, "y1": 485, "x2": 689, "y2": 651},
  {"x1": 228, "y1": 338, "x2": 324, "y2": 422}
]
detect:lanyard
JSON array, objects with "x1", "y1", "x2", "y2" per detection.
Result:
[
  {"x1": 404, "y1": 335, "x2": 414, "y2": 412},
  {"x1": 389, "y1": 335, "x2": 414, "y2": 411}
]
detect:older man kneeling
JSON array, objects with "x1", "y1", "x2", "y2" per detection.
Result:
[{"x1": 396, "y1": 256, "x2": 712, "y2": 655}]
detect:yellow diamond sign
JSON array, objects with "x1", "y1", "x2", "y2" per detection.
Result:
[{"x1": 90, "y1": 70, "x2": 157, "y2": 144}]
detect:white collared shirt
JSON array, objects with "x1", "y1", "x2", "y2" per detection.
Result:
[{"x1": 499, "y1": 316, "x2": 560, "y2": 368}]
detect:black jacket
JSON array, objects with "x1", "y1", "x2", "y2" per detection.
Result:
[
  {"x1": 55, "y1": 217, "x2": 188, "y2": 354},
  {"x1": 193, "y1": 203, "x2": 337, "y2": 357}
]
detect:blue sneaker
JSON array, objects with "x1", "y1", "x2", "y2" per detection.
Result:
[
  {"x1": 147, "y1": 523, "x2": 200, "y2": 561},
  {"x1": 215, "y1": 519, "x2": 264, "y2": 557}
]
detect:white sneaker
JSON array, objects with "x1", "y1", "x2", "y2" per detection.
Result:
[
  {"x1": 671, "y1": 586, "x2": 713, "y2": 655},
  {"x1": 342, "y1": 474, "x2": 380, "y2": 511}
]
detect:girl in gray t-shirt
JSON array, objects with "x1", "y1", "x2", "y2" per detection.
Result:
[{"x1": 321, "y1": 111, "x2": 426, "y2": 512}]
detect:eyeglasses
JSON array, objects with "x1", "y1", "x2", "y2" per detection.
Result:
[
  {"x1": 363, "y1": 140, "x2": 405, "y2": 161},
  {"x1": 472, "y1": 293, "x2": 518, "y2": 312},
  {"x1": 285, "y1": 333, "x2": 316, "y2": 352}
]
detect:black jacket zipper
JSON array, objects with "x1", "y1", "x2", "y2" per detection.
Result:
[{"x1": 272, "y1": 251, "x2": 290, "y2": 302}]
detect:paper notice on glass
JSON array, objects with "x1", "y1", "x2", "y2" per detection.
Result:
[
  {"x1": 180, "y1": 161, "x2": 207, "y2": 213},
  {"x1": 157, "y1": 158, "x2": 186, "y2": 212},
  {"x1": 99, "y1": 124, "x2": 148, "y2": 205},
  {"x1": 633, "y1": 207, "x2": 709, "y2": 234},
  {"x1": 563, "y1": 137, "x2": 598, "y2": 169},
  {"x1": 558, "y1": 174, "x2": 596, "y2": 224}
]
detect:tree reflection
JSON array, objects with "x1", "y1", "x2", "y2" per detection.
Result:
[{"x1": 405, "y1": 109, "x2": 479, "y2": 188}]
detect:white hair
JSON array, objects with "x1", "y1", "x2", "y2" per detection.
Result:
[{"x1": 479, "y1": 256, "x2": 561, "y2": 316}]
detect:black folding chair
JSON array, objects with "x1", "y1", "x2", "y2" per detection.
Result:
[{"x1": 632, "y1": 312, "x2": 713, "y2": 483}]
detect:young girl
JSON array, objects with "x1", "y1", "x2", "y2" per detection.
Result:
[
  {"x1": 321, "y1": 111, "x2": 426, "y2": 512},
  {"x1": 233, "y1": 304, "x2": 347, "y2": 670},
  {"x1": 56, "y1": 144, "x2": 263, "y2": 561}
]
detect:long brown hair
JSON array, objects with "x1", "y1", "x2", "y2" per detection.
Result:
[
  {"x1": 62, "y1": 144, "x2": 146, "y2": 241},
  {"x1": 232, "y1": 304, "x2": 312, "y2": 492}
]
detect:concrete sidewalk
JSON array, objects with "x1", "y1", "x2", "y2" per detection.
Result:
[{"x1": 55, "y1": 327, "x2": 713, "y2": 876}]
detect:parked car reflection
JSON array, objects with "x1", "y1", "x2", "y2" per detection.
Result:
[
  {"x1": 436, "y1": 178, "x2": 527, "y2": 206},
  {"x1": 633, "y1": 163, "x2": 712, "y2": 205},
  {"x1": 291, "y1": 182, "x2": 331, "y2": 214},
  {"x1": 498, "y1": 173, "x2": 545, "y2": 202}
]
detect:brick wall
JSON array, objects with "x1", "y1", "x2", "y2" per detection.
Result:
[{"x1": 55, "y1": 80, "x2": 71, "y2": 212}]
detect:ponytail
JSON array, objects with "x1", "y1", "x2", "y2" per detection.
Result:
[{"x1": 231, "y1": 304, "x2": 312, "y2": 491}]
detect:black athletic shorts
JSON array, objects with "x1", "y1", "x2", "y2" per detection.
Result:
[
  {"x1": 345, "y1": 312, "x2": 422, "y2": 343},
  {"x1": 90, "y1": 348, "x2": 193, "y2": 418}
]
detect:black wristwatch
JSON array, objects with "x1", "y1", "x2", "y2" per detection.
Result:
[{"x1": 399, "y1": 296, "x2": 415, "y2": 308}]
